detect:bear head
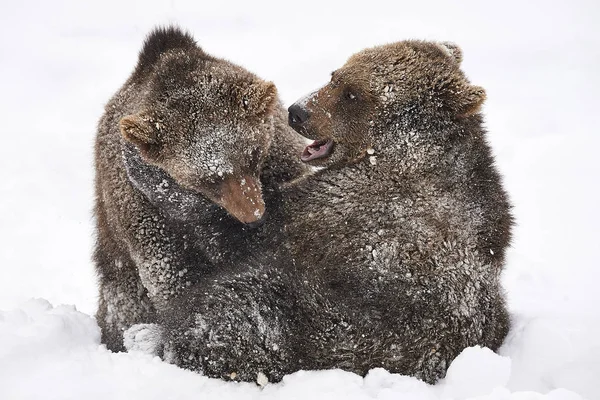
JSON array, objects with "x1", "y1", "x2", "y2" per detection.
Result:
[
  {"x1": 288, "y1": 41, "x2": 486, "y2": 168},
  {"x1": 119, "y1": 27, "x2": 278, "y2": 224}
]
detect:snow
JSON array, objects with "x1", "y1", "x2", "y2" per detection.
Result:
[
  {"x1": 0, "y1": 300, "x2": 589, "y2": 400},
  {"x1": 441, "y1": 347, "x2": 511, "y2": 399},
  {"x1": 0, "y1": 0, "x2": 599, "y2": 399}
]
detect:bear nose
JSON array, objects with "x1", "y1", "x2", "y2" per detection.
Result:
[
  {"x1": 288, "y1": 103, "x2": 310, "y2": 127},
  {"x1": 245, "y1": 209, "x2": 267, "y2": 229}
]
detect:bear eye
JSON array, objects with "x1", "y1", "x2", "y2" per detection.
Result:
[
  {"x1": 343, "y1": 88, "x2": 357, "y2": 101},
  {"x1": 242, "y1": 96, "x2": 249, "y2": 110}
]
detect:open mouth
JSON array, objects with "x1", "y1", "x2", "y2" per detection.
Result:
[{"x1": 301, "y1": 139, "x2": 334, "y2": 162}]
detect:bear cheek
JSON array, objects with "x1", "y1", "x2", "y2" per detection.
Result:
[
  {"x1": 310, "y1": 88, "x2": 341, "y2": 139},
  {"x1": 308, "y1": 112, "x2": 334, "y2": 140}
]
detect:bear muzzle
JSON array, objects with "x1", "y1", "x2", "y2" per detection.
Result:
[
  {"x1": 214, "y1": 174, "x2": 265, "y2": 224},
  {"x1": 288, "y1": 103, "x2": 310, "y2": 129}
]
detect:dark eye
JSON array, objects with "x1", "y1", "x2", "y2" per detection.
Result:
[{"x1": 343, "y1": 87, "x2": 358, "y2": 102}]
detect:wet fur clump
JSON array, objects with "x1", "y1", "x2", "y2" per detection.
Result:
[
  {"x1": 153, "y1": 40, "x2": 513, "y2": 385},
  {"x1": 93, "y1": 26, "x2": 309, "y2": 352}
]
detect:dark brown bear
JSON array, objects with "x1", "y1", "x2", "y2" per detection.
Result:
[
  {"x1": 93, "y1": 26, "x2": 309, "y2": 352},
  {"x1": 151, "y1": 40, "x2": 512, "y2": 385},
  {"x1": 282, "y1": 40, "x2": 514, "y2": 383}
]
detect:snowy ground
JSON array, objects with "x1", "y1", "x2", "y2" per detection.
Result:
[{"x1": 1, "y1": 1, "x2": 599, "y2": 399}]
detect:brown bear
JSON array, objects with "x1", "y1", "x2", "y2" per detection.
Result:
[
  {"x1": 143, "y1": 40, "x2": 513, "y2": 385},
  {"x1": 151, "y1": 40, "x2": 513, "y2": 385},
  {"x1": 93, "y1": 26, "x2": 310, "y2": 352},
  {"x1": 281, "y1": 40, "x2": 513, "y2": 383}
]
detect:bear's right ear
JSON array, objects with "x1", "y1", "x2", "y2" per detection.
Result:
[
  {"x1": 254, "y1": 81, "x2": 278, "y2": 116},
  {"x1": 119, "y1": 114, "x2": 160, "y2": 158},
  {"x1": 242, "y1": 81, "x2": 278, "y2": 117}
]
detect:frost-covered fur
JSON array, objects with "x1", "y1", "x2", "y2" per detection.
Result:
[
  {"x1": 93, "y1": 26, "x2": 310, "y2": 352},
  {"x1": 153, "y1": 41, "x2": 512, "y2": 385},
  {"x1": 284, "y1": 41, "x2": 513, "y2": 383}
]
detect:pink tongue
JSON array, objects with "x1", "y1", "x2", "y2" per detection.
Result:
[{"x1": 302, "y1": 139, "x2": 333, "y2": 162}]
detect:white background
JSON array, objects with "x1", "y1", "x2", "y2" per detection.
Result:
[{"x1": 0, "y1": 1, "x2": 598, "y2": 399}]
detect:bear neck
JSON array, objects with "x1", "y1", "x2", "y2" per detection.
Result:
[
  {"x1": 354, "y1": 117, "x2": 493, "y2": 198},
  {"x1": 371, "y1": 115, "x2": 484, "y2": 174},
  {"x1": 367, "y1": 133, "x2": 447, "y2": 178},
  {"x1": 121, "y1": 142, "x2": 214, "y2": 222}
]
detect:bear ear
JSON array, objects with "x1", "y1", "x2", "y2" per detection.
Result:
[
  {"x1": 119, "y1": 113, "x2": 160, "y2": 158},
  {"x1": 243, "y1": 81, "x2": 278, "y2": 116},
  {"x1": 456, "y1": 84, "x2": 486, "y2": 117},
  {"x1": 438, "y1": 42, "x2": 463, "y2": 65}
]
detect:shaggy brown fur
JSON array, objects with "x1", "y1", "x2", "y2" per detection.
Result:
[
  {"x1": 93, "y1": 26, "x2": 310, "y2": 352},
  {"x1": 150, "y1": 40, "x2": 512, "y2": 385},
  {"x1": 281, "y1": 40, "x2": 513, "y2": 383}
]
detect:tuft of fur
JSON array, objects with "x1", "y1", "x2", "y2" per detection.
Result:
[
  {"x1": 93, "y1": 26, "x2": 310, "y2": 352},
  {"x1": 149, "y1": 40, "x2": 513, "y2": 385},
  {"x1": 134, "y1": 26, "x2": 199, "y2": 79}
]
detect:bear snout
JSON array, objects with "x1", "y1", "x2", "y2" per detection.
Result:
[
  {"x1": 288, "y1": 103, "x2": 310, "y2": 131},
  {"x1": 214, "y1": 174, "x2": 266, "y2": 225}
]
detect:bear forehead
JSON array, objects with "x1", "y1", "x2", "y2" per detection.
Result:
[
  {"x1": 359, "y1": 41, "x2": 452, "y2": 61},
  {"x1": 343, "y1": 41, "x2": 457, "y2": 75},
  {"x1": 153, "y1": 49, "x2": 259, "y2": 91},
  {"x1": 334, "y1": 40, "x2": 463, "y2": 93}
]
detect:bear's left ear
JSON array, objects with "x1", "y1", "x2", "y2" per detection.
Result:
[
  {"x1": 243, "y1": 81, "x2": 278, "y2": 116},
  {"x1": 455, "y1": 84, "x2": 486, "y2": 117},
  {"x1": 438, "y1": 42, "x2": 463, "y2": 65},
  {"x1": 439, "y1": 80, "x2": 486, "y2": 118}
]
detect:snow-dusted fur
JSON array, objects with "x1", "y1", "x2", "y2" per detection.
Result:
[
  {"x1": 286, "y1": 41, "x2": 512, "y2": 382},
  {"x1": 93, "y1": 26, "x2": 309, "y2": 352},
  {"x1": 153, "y1": 41, "x2": 513, "y2": 384},
  {"x1": 281, "y1": 41, "x2": 514, "y2": 383}
]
